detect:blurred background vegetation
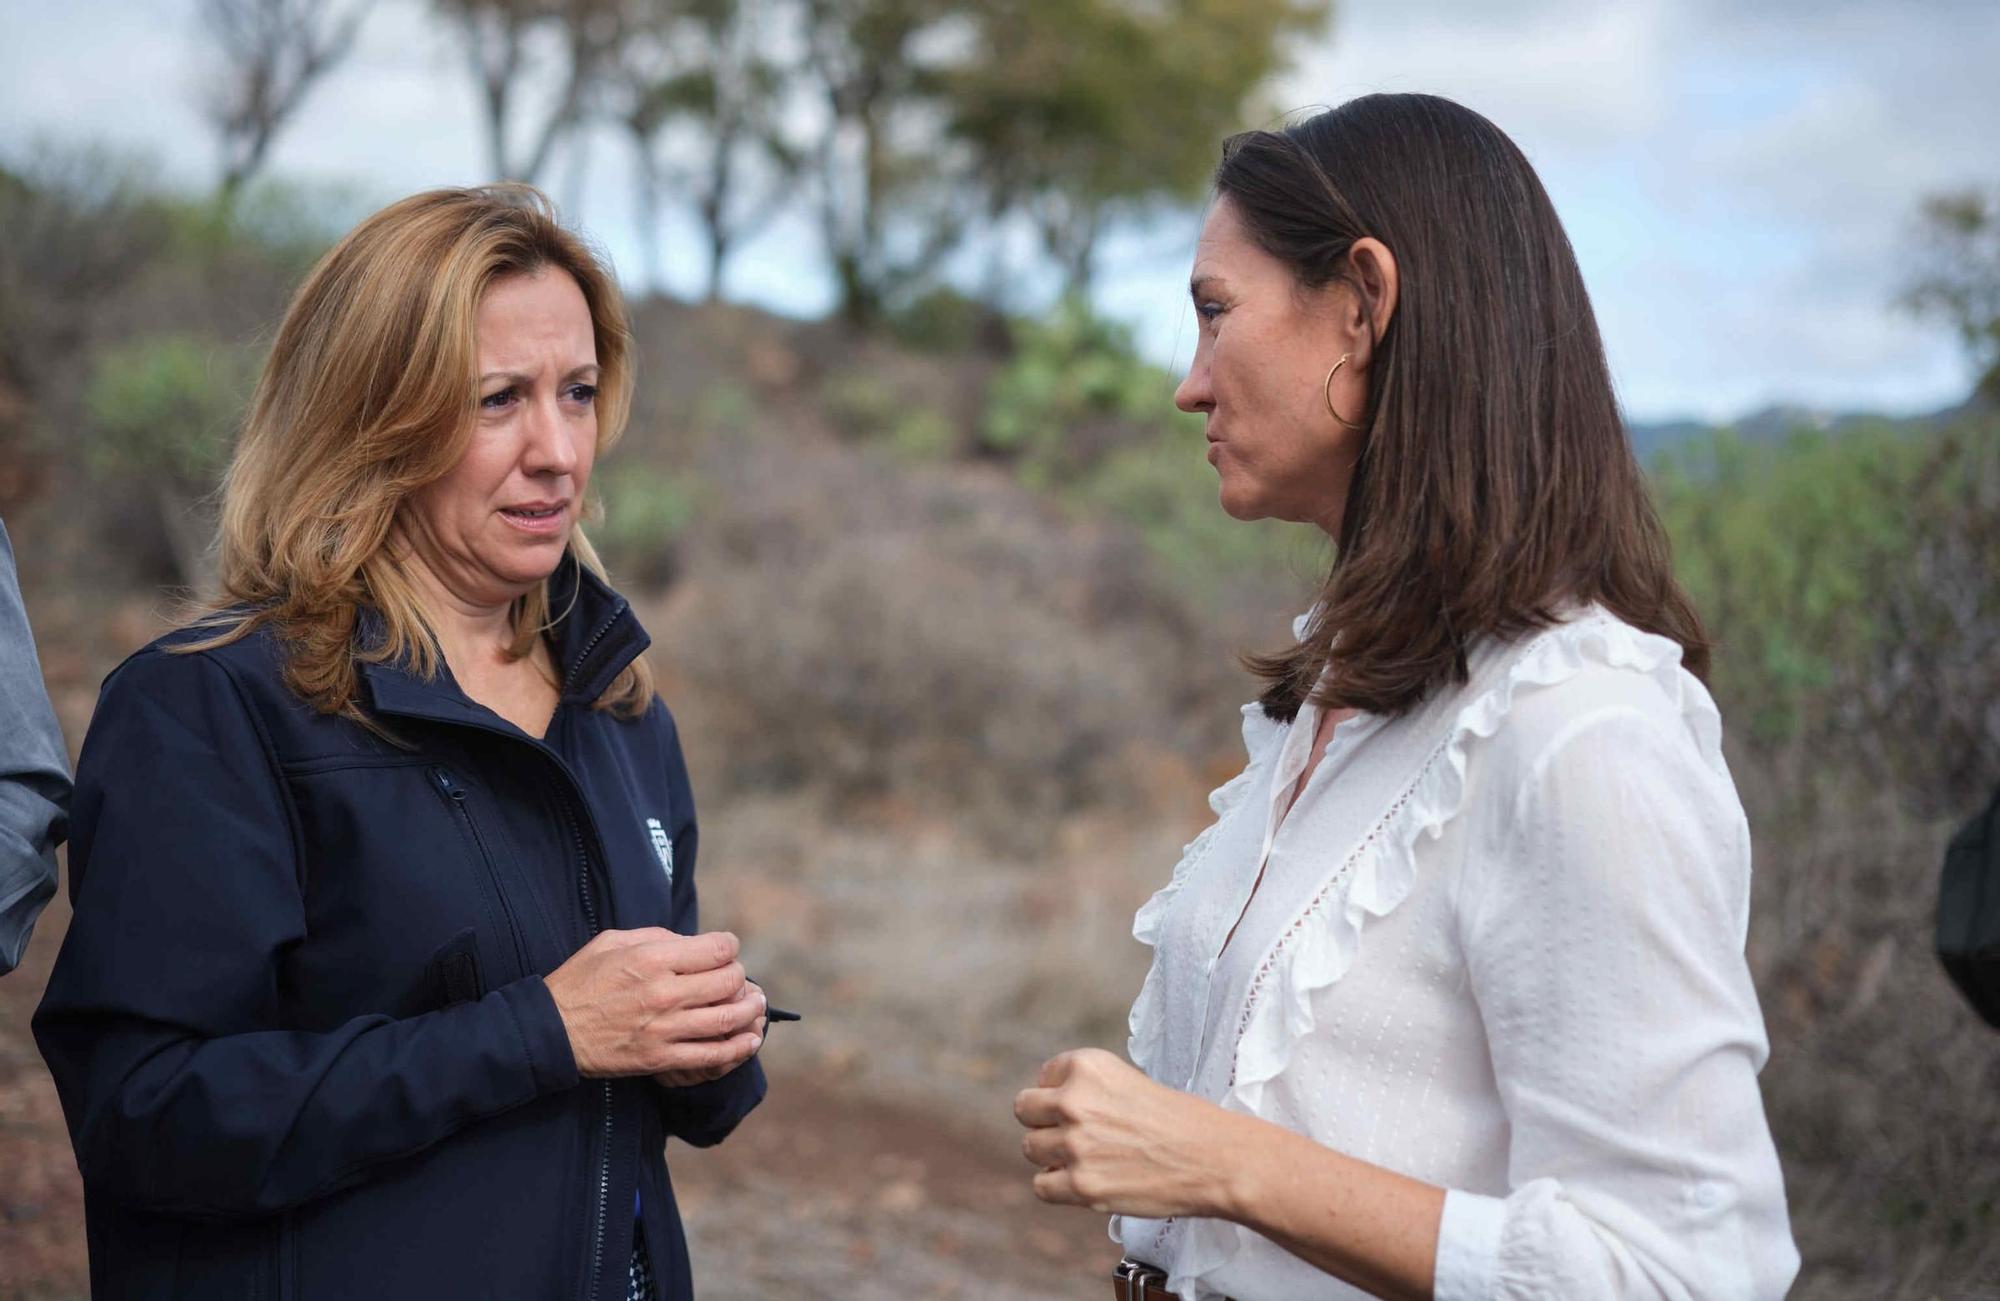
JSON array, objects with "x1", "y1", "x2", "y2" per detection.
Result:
[{"x1": 1, "y1": 1, "x2": 1998, "y2": 1298}]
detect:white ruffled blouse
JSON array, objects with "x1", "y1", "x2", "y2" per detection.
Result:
[{"x1": 1115, "y1": 607, "x2": 1800, "y2": 1300}]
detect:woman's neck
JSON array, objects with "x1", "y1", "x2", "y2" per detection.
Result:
[{"x1": 399, "y1": 549, "x2": 522, "y2": 680}]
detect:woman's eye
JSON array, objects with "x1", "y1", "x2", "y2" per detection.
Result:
[
  {"x1": 565, "y1": 383, "x2": 598, "y2": 404},
  {"x1": 480, "y1": 386, "x2": 517, "y2": 410},
  {"x1": 1197, "y1": 301, "x2": 1225, "y2": 324}
]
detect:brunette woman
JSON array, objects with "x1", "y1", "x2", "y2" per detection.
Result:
[{"x1": 1014, "y1": 94, "x2": 1798, "y2": 1301}]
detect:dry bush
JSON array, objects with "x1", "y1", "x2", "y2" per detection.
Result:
[
  {"x1": 646, "y1": 420, "x2": 1289, "y2": 849},
  {"x1": 1731, "y1": 677, "x2": 2000, "y2": 1291},
  {"x1": 1741, "y1": 760, "x2": 2000, "y2": 1298}
]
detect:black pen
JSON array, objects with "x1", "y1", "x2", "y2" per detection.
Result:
[{"x1": 765, "y1": 1006, "x2": 802, "y2": 1024}]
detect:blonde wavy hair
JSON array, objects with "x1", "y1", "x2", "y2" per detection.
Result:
[{"x1": 181, "y1": 184, "x2": 653, "y2": 726}]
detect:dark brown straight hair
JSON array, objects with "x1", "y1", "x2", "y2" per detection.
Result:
[{"x1": 1219, "y1": 93, "x2": 1709, "y2": 722}]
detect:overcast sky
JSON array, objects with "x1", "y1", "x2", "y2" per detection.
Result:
[{"x1": 3, "y1": 0, "x2": 1996, "y2": 422}]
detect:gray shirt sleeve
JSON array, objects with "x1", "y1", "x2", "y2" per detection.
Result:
[{"x1": 0, "y1": 517, "x2": 70, "y2": 974}]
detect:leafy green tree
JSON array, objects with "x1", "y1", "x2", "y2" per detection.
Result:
[
  {"x1": 1905, "y1": 188, "x2": 2000, "y2": 398},
  {"x1": 949, "y1": 0, "x2": 1331, "y2": 295}
]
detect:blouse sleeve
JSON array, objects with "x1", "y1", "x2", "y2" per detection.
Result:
[{"x1": 1436, "y1": 700, "x2": 1799, "y2": 1300}]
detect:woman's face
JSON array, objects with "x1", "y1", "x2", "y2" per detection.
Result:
[
  {"x1": 404, "y1": 267, "x2": 600, "y2": 609},
  {"x1": 1174, "y1": 197, "x2": 1370, "y2": 533}
]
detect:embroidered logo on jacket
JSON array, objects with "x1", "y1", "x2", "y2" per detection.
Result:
[{"x1": 646, "y1": 817, "x2": 674, "y2": 886}]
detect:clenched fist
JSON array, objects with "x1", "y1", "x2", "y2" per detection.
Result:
[
  {"x1": 1013, "y1": 1047, "x2": 1232, "y2": 1220},
  {"x1": 543, "y1": 928, "x2": 764, "y2": 1080}
]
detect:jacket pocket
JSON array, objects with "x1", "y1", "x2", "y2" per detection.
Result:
[
  {"x1": 424, "y1": 927, "x2": 485, "y2": 1007},
  {"x1": 429, "y1": 767, "x2": 533, "y2": 980}
]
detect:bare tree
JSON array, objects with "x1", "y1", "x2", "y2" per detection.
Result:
[
  {"x1": 620, "y1": 0, "x2": 797, "y2": 299},
  {"x1": 795, "y1": 0, "x2": 972, "y2": 326},
  {"x1": 437, "y1": 0, "x2": 630, "y2": 184},
  {"x1": 201, "y1": 0, "x2": 375, "y2": 203}
]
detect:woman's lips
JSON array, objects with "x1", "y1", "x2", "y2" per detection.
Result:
[{"x1": 498, "y1": 502, "x2": 568, "y2": 536}]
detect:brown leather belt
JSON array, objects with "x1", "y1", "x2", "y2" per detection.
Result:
[{"x1": 1110, "y1": 1258, "x2": 1180, "y2": 1300}]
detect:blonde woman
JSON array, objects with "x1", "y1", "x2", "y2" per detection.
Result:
[{"x1": 35, "y1": 186, "x2": 765, "y2": 1300}]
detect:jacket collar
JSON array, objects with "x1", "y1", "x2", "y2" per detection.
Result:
[{"x1": 357, "y1": 552, "x2": 652, "y2": 727}]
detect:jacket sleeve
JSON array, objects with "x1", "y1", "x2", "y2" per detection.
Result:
[
  {"x1": 651, "y1": 699, "x2": 766, "y2": 1147},
  {"x1": 32, "y1": 648, "x2": 580, "y2": 1220},
  {"x1": 1436, "y1": 705, "x2": 1799, "y2": 1301},
  {"x1": 0, "y1": 518, "x2": 70, "y2": 975}
]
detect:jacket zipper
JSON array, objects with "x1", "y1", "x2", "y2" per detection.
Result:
[
  {"x1": 567, "y1": 797, "x2": 615, "y2": 1300},
  {"x1": 565, "y1": 600, "x2": 626, "y2": 690},
  {"x1": 431, "y1": 768, "x2": 533, "y2": 979},
  {"x1": 383, "y1": 667, "x2": 630, "y2": 1301}
]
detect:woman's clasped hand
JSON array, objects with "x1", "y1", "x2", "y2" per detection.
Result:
[
  {"x1": 543, "y1": 927, "x2": 768, "y2": 1085},
  {"x1": 1015, "y1": 1048, "x2": 1240, "y2": 1221}
]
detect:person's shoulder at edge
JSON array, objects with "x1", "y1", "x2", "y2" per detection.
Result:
[{"x1": 95, "y1": 608, "x2": 285, "y2": 692}]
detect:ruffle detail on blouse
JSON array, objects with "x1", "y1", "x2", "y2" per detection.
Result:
[
  {"x1": 1126, "y1": 702, "x2": 1286, "y2": 1070},
  {"x1": 1163, "y1": 610, "x2": 1725, "y2": 1298}
]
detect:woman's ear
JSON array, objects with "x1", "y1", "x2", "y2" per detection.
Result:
[{"x1": 1345, "y1": 237, "x2": 1399, "y2": 363}]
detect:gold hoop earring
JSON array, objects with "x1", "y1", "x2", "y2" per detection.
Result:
[{"x1": 1324, "y1": 354, "x2": 1366, "y2": 430}]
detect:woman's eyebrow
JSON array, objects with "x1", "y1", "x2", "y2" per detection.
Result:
[
  {"x1": 1189, "y1": 274, "x2": 1224, "y2": 302},
  {"x1": 478, "y1": 365, "x2": 600, "y2": 384}
]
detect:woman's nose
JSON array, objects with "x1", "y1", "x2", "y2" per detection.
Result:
[
  {"x1": 522, "y1": 396, "x2": 580, "y2": 475},
  {"x1": 1175, "y1": 363, "x2": 1212, "y2": 414}
]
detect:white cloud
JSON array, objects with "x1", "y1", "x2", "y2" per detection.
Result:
[
  {"x1": 1281, "y1": 0, "x2": 1674, "y2": 153},
  {"x1": 1, "y1": 0, "x2": 1993, "y2": 420}
]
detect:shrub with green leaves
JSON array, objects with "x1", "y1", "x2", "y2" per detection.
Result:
[
  {"x1": 591, "y1": 462, "x2": 701, "y2": 589},
  {"x1": 982, "y1": 297, "x2": 1304, "y2": 600},
  {"x1": 1651, "y1": 419, "x2": 1958, "y2": 755},
  {"x1": 979, "y1": 297, "x2": 1162, "y2": 477},
  {"x1": 84, "y1": 332, "x2": 259, "y2": 488}
]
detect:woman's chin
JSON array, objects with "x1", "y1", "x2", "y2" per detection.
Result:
[
  {"x1": 1216, "y1": 481, "x2": 1273, "y2": 523},
  {"x1": 481, "y1": 532, "x2": 572, "y2": 589}
]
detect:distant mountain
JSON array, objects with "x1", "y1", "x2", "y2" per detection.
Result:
[{"x1": 1624, "y1": 397, "x2": 1980, "y2": 465}]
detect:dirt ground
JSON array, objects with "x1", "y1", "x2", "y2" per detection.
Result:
[{"x1": 0, "y1": 891, "x2": 1119, "y2": 1300}]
